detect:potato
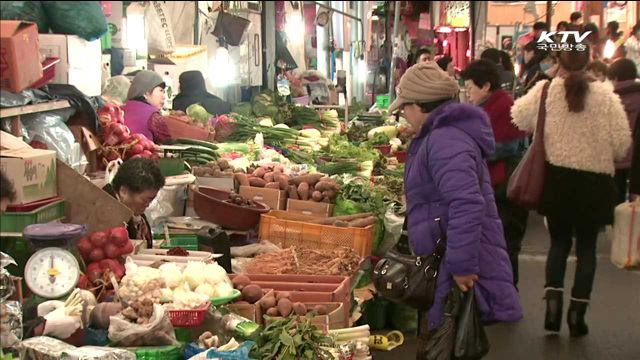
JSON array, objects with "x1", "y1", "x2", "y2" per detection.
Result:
[
  {"x1": 322, "y1": 190, "x2": 336, "y2": 199},
  {"x1": 298, "y1": 183, "x2": 310, "y2": 201},
  {"x1": 232, "y1": 275, "x2": 251, "y2": 290},
  {"x1": 276, "y1": 292, "x2": 291, "y2": 302},
  {"x1": 293, "y1": 302, "x2": 307, "y2": 316},
  {"x1": 234, "y1": 168, "x2": 246, "y2": 173},
  {"x1": 260, "y1": 296, "x2": 277, "y2": 311},
  {"x1": 242, "y1": 284, "x2": 264, "y2": 304},
  {"x1": 264, "y1": 172, "x2": 275, "y2": 183},
  {"x1": 217, "y1": 158, "x2": 231, "y2": 170},
  {"x1": 266, "y1": 308, "x2": 280, "y2": 317},
  {"x1": 274, "y1": 166, "x2": 285, "y2": 173},
  {"x1": 253, "y1": 167, "x2": 267, "y2": 179},
  {"x1": 249, "y1": 177, "x2": 267, "y2": 187},
  {"x1": 288, "y1": 185, "x2": 299, "y2": 200},
  {"x1": 312, "y1": 191, "x2": 323, "y2": 202},
  {"x1": 206, "y1": 161, "x2": 217, "y2": 169},
  {"x1": 277, "y1": 298, "x2": 293, "y2": 317},
  {"x1": 313, "y1": 305, "x2": 328, "y2": 315},
  {"x1": 315, "y1": 181, "x2": 334, "y2": 192},
  {"x1": 265, "y1": 182, "x2": 280, "y2": 190},
  {"x1": 235, "y1": 173, "x2": 250, "y2": 187},
  {"x1": 194, "y1": 167, "x2": 205, "y2": 177},
  {"x1": 204, "y1": 167, "x2": 215, "y2": 176}
]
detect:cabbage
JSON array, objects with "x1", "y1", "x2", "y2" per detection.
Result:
[
  {"x1": 195, "y1": 283, "x2": 216, "y2": 297},
  {"x1": 183, "y1": 262, "x2": 209, "y2": 290},
  {"x1": 187, "y1": 103, "x2": 213, "y2": 124},
  {"x1": 205, "y1": 263, "x2": 231, "y2": 286},
  {"x1": 213, "y1": 282, "x2": 234, "y2": 298},
  {"x1": 232, "y1": 102, "x2": 253, "y2": 117},
  {"x1": 159, "y1": 263, "x2": 183, "y2": 289}
]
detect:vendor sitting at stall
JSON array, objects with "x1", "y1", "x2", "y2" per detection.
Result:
[
  {"x1": 173, "y1": 70, "x2": 232, "y2": 116},
  {"x1": 122, "y1": 70, "x2": 172, "y2": 144},
  {"x1": 1, "y1": 170, "x2": 16, "y2": 215},
  {"x1": 102, "y1": 157, "x2": 165, "y2": 248}
]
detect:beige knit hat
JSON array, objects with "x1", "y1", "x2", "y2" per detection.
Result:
[{"x1": 388, "y1": 62, "x2": 459, "y2": 113}]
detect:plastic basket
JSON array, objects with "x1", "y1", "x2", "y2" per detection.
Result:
[
  {"x1": 160, "y1": 235, "x2": 199, "y2": 251},
  {"x1": 259, "y1": 211, "x2": 374, "y2": 257},
  {"x1": 0, "y1": 200, "x2": 66, "y2": 233},
  {"x1": 123, "y1": 346, "x2": 182, "y2": 360},
  {"x1": 167, "y1": 302, "x2": 210, "y2": 327}
]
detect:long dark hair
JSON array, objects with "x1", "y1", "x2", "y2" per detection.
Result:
[
  {"x1": 558, "y1": 42, "x2": 592, "y2": 113},
  {"x1": 499, "y1": 51, "x2": 514, "y2": 73}
]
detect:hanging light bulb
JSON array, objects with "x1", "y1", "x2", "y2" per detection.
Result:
[
  {"x1": 212, "y1": 39, "x2": 233, "y2": 87},
  {"x1": 604, "y1": 40, "x2": 616, "y2": 59},
  {"x1": 466, "y1": 49, "x2": 471, "y2": 57},
  {"x1": 443, "y1": 40, "x2": 449, "y2": 47},
  {"x1": 358, "y1": 57, "x2": 367, "y2": 82}
]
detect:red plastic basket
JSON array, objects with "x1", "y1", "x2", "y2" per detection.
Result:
[
  {"x1": 6, "y1": 197, "x2": 62, "y2": 213},
  {"x1": 167, "y1": 302, "x2": 210, "y2": 327}
]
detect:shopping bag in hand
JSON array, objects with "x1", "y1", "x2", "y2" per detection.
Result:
[{"x1": 453, "y1": 288, "x2": 490, "y2": 360}]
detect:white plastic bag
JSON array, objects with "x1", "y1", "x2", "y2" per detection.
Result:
[
  {"x1": 145, "y1": 1, "x2": 176, "y2": 55},
  {"x1": 105, "y1": 159, "x2": 123, "y2": 185},
  {"x1": 611, "y1": 202, "x2": 640, "y2": 268},
  {"x1": 108, "y1": 304, "x2": 179, "y2": 347}
]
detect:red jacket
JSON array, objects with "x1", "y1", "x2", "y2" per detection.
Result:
[{"x1": 482, "y1": 89, "x2": 525, "y2": 186}]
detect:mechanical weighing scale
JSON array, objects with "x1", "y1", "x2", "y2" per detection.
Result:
[{"x1": 22, "y1": 223, "x2": 86, "y2": 302}]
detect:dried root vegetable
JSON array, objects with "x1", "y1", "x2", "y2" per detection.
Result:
[{"x1": 244, "y1": 246, "x2": 361, "y2": 277}]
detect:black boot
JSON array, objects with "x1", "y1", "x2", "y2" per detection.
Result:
[
  {"x1": 567, "y1": 299, "x2": 589, "y2": 337},
  {"x1": 544, "y1": 288, "x2": 563, "y2": 332}
]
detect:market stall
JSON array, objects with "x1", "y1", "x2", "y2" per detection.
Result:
[{"x1": 0, "y1": 1, "x2": 418, "y2": 359}]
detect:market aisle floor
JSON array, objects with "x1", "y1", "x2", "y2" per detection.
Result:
[{"x1": 373, "y1": 214, "x2": 640, "y2": 360}]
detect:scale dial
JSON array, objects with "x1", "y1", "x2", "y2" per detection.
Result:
[{"x1": 25, "y1": 247, "x2": 80, "y2": 299}]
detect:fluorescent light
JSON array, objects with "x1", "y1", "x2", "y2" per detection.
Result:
[
  {"x1": 443, "y1": 40, "x2": 449, "y2": 47},
  {"x1": 466, "y1": 49, "x2": 471, "y2": 57},
  {"x1": 286, "y1": 12, "x2": 303, "y2": 44},
  {"x1": 213, "y1": 47, "x2": 233, "y2": 87},
  {"x1": 438, "y1": 27, "x2": 452, "y2": 33},
  {"x1": 604, "y1": 40, "x2": 615, "y2": 59},
  {"x1": 372, "y1": 15, "x2": 379, "y2": 21},
  {"x1": 455, "y1": 28, "x2": 467, "y2": 32},
  {"x1": 358, "y1": 58, "x2": 367, "y2": 82}
]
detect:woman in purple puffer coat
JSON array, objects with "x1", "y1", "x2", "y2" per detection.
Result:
[{"x1": 389, "y1": 62, "x2": 523, "y2": 357}]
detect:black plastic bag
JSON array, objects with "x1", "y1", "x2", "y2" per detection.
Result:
[{"x1": 453, "y1": 288, "x2": 490, "y2": 360}]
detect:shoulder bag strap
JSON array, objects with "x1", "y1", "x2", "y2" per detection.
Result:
[{"x1": 535, "y1": 81, "x2": 551, "y2": 143}]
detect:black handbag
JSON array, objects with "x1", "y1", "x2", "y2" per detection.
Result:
[{"x1": 373, "y1": 218, "x2": 447, "y2": 311}]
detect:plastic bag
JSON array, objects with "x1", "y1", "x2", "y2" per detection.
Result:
[
  {"x1": 230, "y1": 241, "x2": 281, "y2": 258},
  {"x1": 378, "y1": 206, "x2": 405, "y2": 256},
  {"x1": 19, "y1": 336, "x2": 76, "y2": 360},
  {"x1": 117, "y1": 258, "x2": 166, "y2": 304},
  {"x1": 145, "y1": 186, "x2": 176, "y2": 230},
  {"x1": 453, "y1": 287, "x2": 490, "y2": 360},
  {"x1": 20, "y1": 108, "x2": 77, "y2": 161},
  {"x1": 611, "y1": 202, "x2": 640, "y2": 268},
  {"x1": 205, "y1": 341, "x2": 255, "y2": 359},
  {"x1": 213, "y1": 115, "x2": 236, "y2": 143},
  {"x1": 42, "y1": 1, "x2": 108, "y2": 41},
  {"x1": 102, "y1": 76, "x2": 132, "y2": 106},
  {"x1": 1, "y1": 253, "x2": 22, "y2": 348},
  {"x1": 145, "y1": 1, "x2": 176, "y2": 55},
  {"x1": 105, "y1": 159, "x2": 123, "y2": 185},
  {"x1": 1, "y1": 252, "x2": 18, "y2": 301},
  {"x1": 0, "y1": 1, "x2": 48, "y2": 32},
  {"x1": 108, "y1": 304, "x2": 179, "y2": 347}
]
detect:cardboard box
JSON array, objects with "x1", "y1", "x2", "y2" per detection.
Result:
[
  {"x1": 56, "y1": 159, "x2": 133, "y2": 235},
  {"x1": 265, "y1": 301, "x2": 345, "y2": 331},
  {"x1": 38, "y1": 34, "x2": 102, "y2": 96},
  {"x1": 198, "y1": 177, "x2": 235, "y2": 192},
  {"x1": 226, "y1": 289, "x2": 274, "y2": 325},
  {"x1": 0, "y1": 21, "x2": 43, "y2": 93},
  {"x1": 287, "y1": 199, "x2": 334, "y2": 218},
  {"x1": 0, "y1": 149, "x2": 57, "y2": 205},
  {"x1": 239, "y1": 186, "x2": 287, "y2": 211},
  {"x1": 68, "y1": 126, "x2": 101, "y2": 174}
]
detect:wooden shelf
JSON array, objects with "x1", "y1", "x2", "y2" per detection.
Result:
[
  {"x1": 0, "y1": 100, "x2": 71, "y2": 118},
  {"x1": 0, "y1": 100, "x2": 71, "y2": 138}
]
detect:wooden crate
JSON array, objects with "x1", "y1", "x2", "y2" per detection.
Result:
[{"x1": 259, "y1": 210, "x2": 374, "y2": 257}]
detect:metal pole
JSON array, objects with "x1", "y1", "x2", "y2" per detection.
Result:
[
  {"x1": 546, "y1": 1, "x2": 552, "y2": 29},
  {"x1": 312, "y1": 1, "x2": 364, "y2": 42},
  {"x1": 388, "y1": 1, "x2": 401, "y2": 103}
]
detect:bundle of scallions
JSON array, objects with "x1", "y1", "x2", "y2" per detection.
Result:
[{"x1": 228, "y1": 115, "x2": 328, "y2": 152}]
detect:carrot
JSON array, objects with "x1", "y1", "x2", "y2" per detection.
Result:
[
  {"x1": 288, "y1": 185, "x2": 300, "y2": 200},
  {"x1": 290, "y1": 174, "x2": 324, "y2": 187},
  {"x1": 307, "y1": 212, "x2": 374, "y2": 225},
  {"x1": 235, "y1": 173, "x2": 250, "y2": 187},
  {"x1": 298, "y1": 183, "x2": 310, "y2": 201},
  {"x1": 249, "y1": 178, "x2": 267, "y2": 187},
  {"x1": 312, "y1": 191, "x2": 323, "y2": 202}
]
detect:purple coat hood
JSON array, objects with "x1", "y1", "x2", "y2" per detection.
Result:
[
  {"x1": 122, "y1": 100, "x2": 157, "y2": 141},
  {"x1": 405, "y1": 101, "x2": 522, "y2": 330}
]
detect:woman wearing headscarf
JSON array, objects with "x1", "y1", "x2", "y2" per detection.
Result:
[
  {"x1": 172, "y1": 71, "x2": 232, "y2": 116},
  {"x1": 122, "y1": 70, "x2": 171, "y2": 144},
  {"x1": 390, "y1": 62, "x2": 522, "y2": 357}
]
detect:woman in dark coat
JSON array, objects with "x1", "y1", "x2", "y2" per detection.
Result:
[
  {"x1": 102, "y1": 157, "x2": 165, "y2": 248},
  {"x1": 173, "y1": 71, "x2": 232, "y2": 116}
]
